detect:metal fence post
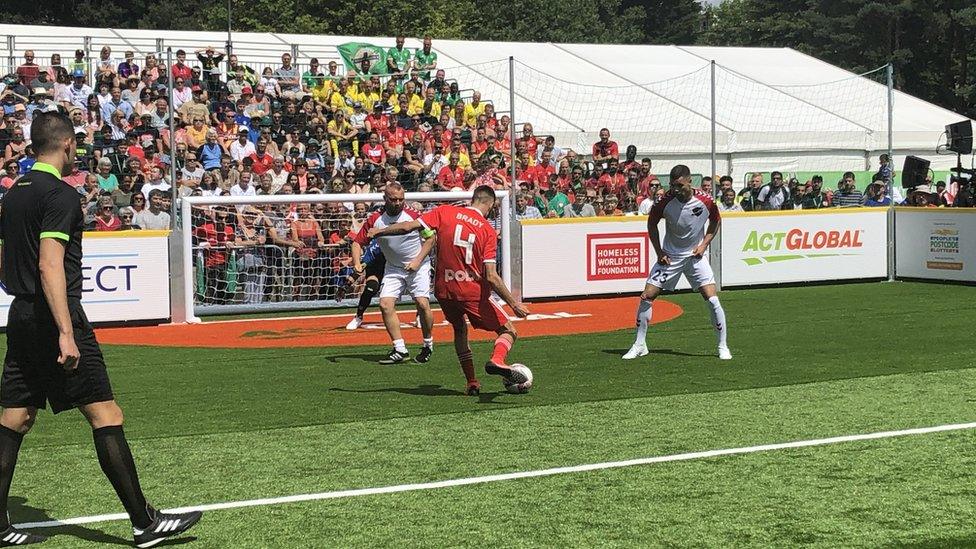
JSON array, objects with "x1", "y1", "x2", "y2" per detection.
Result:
[
  {"x1": 886, "y1": 62, "x2": 896, "y2": 282},
  {"x1": 710, "y1": 61, "x2": 722, "y2": 290},
  {"x1": 5, "y1": 35, "x2": 15, "y2": 78},
  {"x1": 508, "y1": 56, "x2": 523, "y2": 301},
  {"x1": 83, "y1": 36, "x2": 92, "y2": 85}
]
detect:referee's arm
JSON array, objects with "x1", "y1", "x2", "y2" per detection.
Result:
[{"x1": 39, "y1": 238, "x2": 79, "y2": 370}]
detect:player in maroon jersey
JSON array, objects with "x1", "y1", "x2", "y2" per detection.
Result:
[{"x1": 369, "y1": 185, "x2": 530, "y2": 395}]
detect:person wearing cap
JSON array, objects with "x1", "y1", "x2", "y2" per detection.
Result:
[
  {"x1": 863, "y1": 178, "x2": 892, "y2": 207},
  {"x1": 61, "y1": 69, "x2": 91, "y2": 112},
  {"x1": 179, "y1": 86, "x2": 211, "y2": 127},
  {"x1": 28, "y1": 64, "x2": 53, "y2": 95},
  {"x1": 230, "y1": 127, "x2": 256, "y2": 162},
  {"x1": 25, "y1": 87, "x2": 52, "y2": 121},
  {"x1": 117, "y1": 51, "x2": 139, "y2": 81}
]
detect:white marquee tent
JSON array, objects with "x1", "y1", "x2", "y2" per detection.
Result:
[{"x1": 2, "y1": 24, "x2": 971, "y2": 176}]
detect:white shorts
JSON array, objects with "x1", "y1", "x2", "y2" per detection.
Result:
[
  {"x1": 379, "y1": 264, "x2": 433, "y2": 300},
  {"x1": 646, "y1": 255, "x2": 715, "y2": 291}
]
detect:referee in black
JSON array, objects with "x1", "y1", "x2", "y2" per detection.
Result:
[{"x1": 0, "y1": 112, "x2": 201, "y2": 547}]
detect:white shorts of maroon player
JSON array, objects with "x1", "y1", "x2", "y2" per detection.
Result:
[
  {"x1": 379, "y1": 263, "x2": 433, "y2": 299},
  {"x1": 646, "y1": 255, "x2": 715, "y2": 291}
]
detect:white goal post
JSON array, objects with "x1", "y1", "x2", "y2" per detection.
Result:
[{"x1": 174, "y1": 191, "x2": 512, "y2": 323}]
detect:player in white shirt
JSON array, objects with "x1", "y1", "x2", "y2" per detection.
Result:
[
  {"x1": 623, "y1": 164, "x2": 732, "y2": 361},
  {"x1": 352, "y1": 183, "x2": 437, "y2": 364}
]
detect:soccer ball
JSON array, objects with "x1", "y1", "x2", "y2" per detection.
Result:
[{"x1": 504, "y1": 363, "x2": 533, "y2": 394}]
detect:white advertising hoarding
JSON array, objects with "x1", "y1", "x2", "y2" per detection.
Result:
[
  {"x1": 720, "y1": 209, "x2": 889, "y2": 286},
  {"x1": 0, "y1": 231, "x2": 171, "y2": 327},
  {"x1": 520, "y1": 218, "x2": 690, "y2": 299},
  {"x1": 520, "y1": 209, "x2": 890, "y2": 299},
  {"x1": 895, "y1": 208, "x2": 976, "y2": 282}
]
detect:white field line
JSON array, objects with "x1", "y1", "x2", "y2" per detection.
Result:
[{"x1": 16, "y1": 421, "x2": 976, "y2": 530}]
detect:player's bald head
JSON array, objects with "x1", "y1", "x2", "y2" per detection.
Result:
[{"x1": 384, "y1": 182, "x2": 405, "y2": 215}]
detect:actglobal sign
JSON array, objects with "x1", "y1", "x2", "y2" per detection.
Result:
[
  {"x1": 742, "y1": 229, "x2": 864, "y2": 252},
  {"x1": 739, "y1": 228, "x2": 864, "y2": 266}
]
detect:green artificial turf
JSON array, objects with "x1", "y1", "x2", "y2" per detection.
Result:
[{"x1": 1, "y1": 281, "x2": 974, "y2": 547}]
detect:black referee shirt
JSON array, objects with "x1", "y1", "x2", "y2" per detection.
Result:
[{"x1": 0, "y1": 162, "x2": 84, "y2": 299}]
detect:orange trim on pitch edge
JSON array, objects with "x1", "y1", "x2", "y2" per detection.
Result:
[{"x1": 95, "y1": 297, "x2": 683, "y2": 349}]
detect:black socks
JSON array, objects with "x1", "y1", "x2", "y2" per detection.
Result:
[
  {"x1": 92, "y1": 426, "x2": 152, "y2": 529},
  {"x1": 0, "y1": 426, "x2": 24, "y2": 530}
]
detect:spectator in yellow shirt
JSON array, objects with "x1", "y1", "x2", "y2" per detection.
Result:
[
  {"x1": 463, "y1": 91, "x2": 487, "y2": 129},
  {"x1": 328, "y1": 111, "x2": 359, "y2": 157},
  {"x1": 357, "y1": 78, "x2": 381, "y2": 112},
  {"x1": 418, "y1": 87, "x2": 441, "y2": 122}
]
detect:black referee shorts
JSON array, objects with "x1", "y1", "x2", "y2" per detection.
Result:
[
  {"x1": 2, "y1": 297, "x2": 114, "y2": 414},
  {"x1": 365, "y1": 254, "x2": 386, "y2": 281}
]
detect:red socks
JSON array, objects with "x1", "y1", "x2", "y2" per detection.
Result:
[
  {"x1": 457, "y1": 350, "x2": 476, "y2": 383},
  {"x1": 490, "y1": 336, "x2": 513, "y2": 366}
]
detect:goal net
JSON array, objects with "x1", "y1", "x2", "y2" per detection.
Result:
[{"x1": 176, "y1": 191, "x2": 512, "y2": 321}]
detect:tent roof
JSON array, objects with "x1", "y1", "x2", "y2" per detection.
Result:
[{"x1": 1, "y1": 24, "x2": 970, "y2": 157}]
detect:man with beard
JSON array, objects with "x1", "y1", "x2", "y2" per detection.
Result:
[{"x1": 352, "y1": 183, "x2": 437, "y2": 364}]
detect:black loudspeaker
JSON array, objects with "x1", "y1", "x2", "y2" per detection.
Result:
[
  {"x1": 902, "y1": 155, "x2": 931, "y2": 188},
  {"x1": 947, "y1": 120, "x2": 973, "y2": 155}
]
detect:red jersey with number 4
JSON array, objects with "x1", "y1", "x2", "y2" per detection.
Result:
[{"x1": 419, "y1": 204, "x2": 497, "y2": 302}]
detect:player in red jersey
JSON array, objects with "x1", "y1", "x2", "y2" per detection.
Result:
[{"x1": 369, "y1": 185, "x2": 530, "y2": 395}]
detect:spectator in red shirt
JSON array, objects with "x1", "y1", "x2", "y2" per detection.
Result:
[
  {"x1": 599, "y1": 159, "x2": 627, "y2": 197},
  {"x1": 365, "y1": 104, "x2": 389, "y2": 137},
  {"x1": 637, "y1": 158, "x2": 658, "y2": 195},
  {"x1": 361, "y1": 132, "x2": 386, "y2": 172},
  {"x1": 436, "y1": 153, "x2": 466, "y2": 191},
  {"x1": 592, "y1": 127, "x2": 619, "y2": 165},
  {"x1": 470, "y1": 128, "x2": 489, "y2": 160},
  {"x1": 620, "y1": 144, "x2": 639, "y2": 173},
  {"x1": 519, "y1": 123, "x2": 539, "y2": 159},
  {"x1": 171, "y1": 49, "x2": 193, "y2": 82},
  {"x1": 16, "y1": 50, "x2": 40, "y2": 87},
  {"x1": 92, "y1": 198, "x2": 122, "y2": 231},
  {"x1": 248, "y1": 139, "x2": 275, "y2": 175}
]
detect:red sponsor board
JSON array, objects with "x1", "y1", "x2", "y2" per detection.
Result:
[{"x1": 587, "y1": 232, "x2": 649, "y2": 281}]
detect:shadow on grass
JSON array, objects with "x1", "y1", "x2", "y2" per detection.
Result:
[
  {"x1": 324, "y1": 353, "x2": 387, "y2": 363},
  {"x1": 8, "y1": 496, "x2": 132, "y2": 546},
  {"x1": 331, "y1": 385, "x2": 507, "y2": 404},
  {"x1": 602, "y1": 348, "x2": 714, "y2": 358}
]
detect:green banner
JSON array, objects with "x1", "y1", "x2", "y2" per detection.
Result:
[{"x1": 337, "y1": 42, "x2": 388, "y2": 75}]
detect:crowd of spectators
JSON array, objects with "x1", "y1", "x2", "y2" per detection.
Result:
[{"x1": 1, "y1": 40, "x2": 972, "y2": 303}]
